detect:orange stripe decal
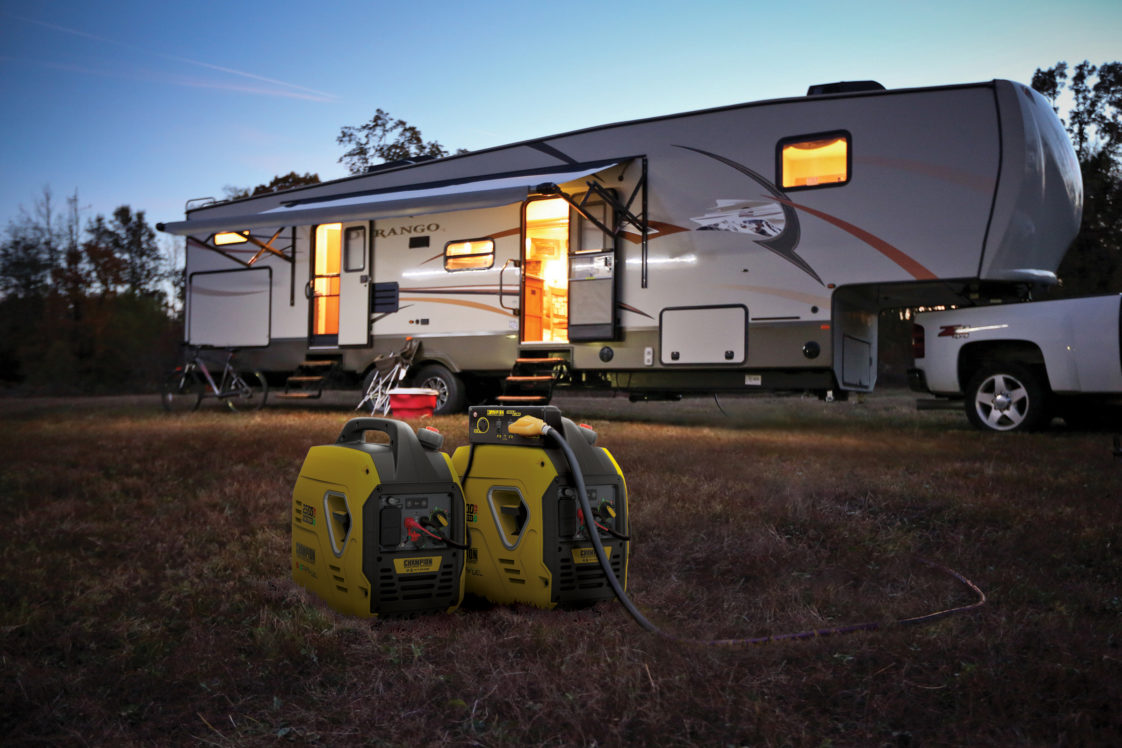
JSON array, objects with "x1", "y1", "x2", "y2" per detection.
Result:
[
  {"x1": 398, "y1": 297, "x2": 511, "y2": 316},
  {"x1": 774, "y1": 197, "x2": 937, "y2": 280}
]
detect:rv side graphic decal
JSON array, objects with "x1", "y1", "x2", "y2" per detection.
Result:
[
  {"x1": 678, "y1": 145, "x2": 937, "y2": 283},
  {"x1": 674, "y1": 145, "x2": 816, "y2": 284}
]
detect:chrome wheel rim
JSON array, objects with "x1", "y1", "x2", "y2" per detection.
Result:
[{"x1": 974, "y1": 373, "x2": 1029, "y2": 431}]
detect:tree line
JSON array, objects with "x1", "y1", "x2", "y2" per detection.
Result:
[
  {"x1": 0, "y1": 190, "x2": 182, "y2": 392},
  {"x1": 1, "y1": 65, "x2": 1119, "y2": 393}
]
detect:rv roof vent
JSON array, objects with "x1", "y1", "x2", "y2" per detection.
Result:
[
  {"x1": 806, "y1": 81, "x2": 886, "y2": 96},
  {"x1": 365, "y1": 155, "x2": 438, "y2": 174}
]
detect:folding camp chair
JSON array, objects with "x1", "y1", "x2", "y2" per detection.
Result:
[{"x1": 356, "y1": 338, "x2": 421, "y2": 414}]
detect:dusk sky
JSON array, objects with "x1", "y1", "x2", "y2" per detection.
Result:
[{"x1": 1, "y1": 0, "x2": 1119, "y2": 242}]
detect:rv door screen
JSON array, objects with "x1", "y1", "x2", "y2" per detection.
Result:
[{"x1": 568, "y1": 196, "x2": 618, "y2": 341}]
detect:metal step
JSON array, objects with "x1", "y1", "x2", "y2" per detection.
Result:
[
  {"x1": 287, "y1": 375, "x2": 326, "y2": 383},
  {"x1": 515, "y1": 357, "x2": 567, "y2": 365},
  {"x1": 505, "y1": 375, "x2": 555, "y2": 382},
  {"x1": 274, "y1": 392, "x2": 321, "y2": 400},
  {"x1": 496, "y1": 394, "x2": 550, "y2": 403}
]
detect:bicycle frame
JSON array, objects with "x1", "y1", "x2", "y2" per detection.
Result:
[
  {"x1": 189, "y1": 350, "x2": 235, "y2": 399},
  {"x1": 164, "y1": 346, "x2": 266, "y2": 413}
]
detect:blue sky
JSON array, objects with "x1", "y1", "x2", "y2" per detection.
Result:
[{"x1": 1, "y1": 0, "x2": 1119, "y2": 238}]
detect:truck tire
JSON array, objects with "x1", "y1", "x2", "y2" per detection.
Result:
[
  {"x1": 964, "y1": 362, "x2": 1049, "y2": 432},
  {"x1": 413, "y1": 364, "x2": 465, "y2": 415}
]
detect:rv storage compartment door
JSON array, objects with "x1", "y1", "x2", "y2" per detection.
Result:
[
  {"x1": 659, "y1": 305, "x2": 747, "y2": 365},
  {"x1": 188, "y1": 267, "x2": 271, "y2": 348}
]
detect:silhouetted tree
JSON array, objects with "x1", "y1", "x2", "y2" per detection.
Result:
[
  {"x1": 0, "y1": 188, "x2": 66, "y2": 299},
  {"x1": 337, "y1": 109, "x2": 466, "y2": 175},
  {"x1": 223, "y1": 171, "x2": 321, "y2": 201},
  {"x1": 1032, "y1": 60, "x2": 1122, "y2": 296},
  {"x1": 1032, "y1": 62, "x2": 1068, "y2": 114},
  {"x1": 0, "y1": 193, "x2": 179, "y2": 391}
]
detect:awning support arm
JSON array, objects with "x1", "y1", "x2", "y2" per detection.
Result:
[
  {"x1": 186, "y1": 228, "x2": 295, "y2": 267},
  {"x1": 245, "y1": 228, "x2": 290, "y2": 266},
  {"x1": 540, "y1": 158, "x2": 649, "y2": 287}
]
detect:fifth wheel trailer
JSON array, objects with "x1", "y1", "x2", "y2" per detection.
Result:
[{"x1": 158, "y1": 78, "x2": 1082, "y2": 413}]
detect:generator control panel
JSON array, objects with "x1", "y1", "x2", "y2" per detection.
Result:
[
  {"x1": 377, "y1": 490, "x2": 459, "y2": 550},
  {"x1": 468, "y1": 405, "x2": 564, "y2": 446}
]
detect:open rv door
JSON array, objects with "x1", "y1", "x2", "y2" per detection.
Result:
[
  {"x1": 518, "y1": 162, "x2": 642, "y2": 344},
  {"x1": 338, "y1": 222, "x2": 371, "y2": 346},
  {"x1": 310, "y1": 221, "x2": 371, "y2": 347},
  {"x1": 568, "y1": 194, "x2": 619, "y2": 341}
]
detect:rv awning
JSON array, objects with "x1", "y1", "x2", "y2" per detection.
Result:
[{"x1": 158, "y1": 160, "x2": 622, "y2": 236}]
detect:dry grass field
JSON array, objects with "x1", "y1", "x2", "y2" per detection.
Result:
[{"x1": 1, "y1": 390, "x2": 1120, "y2": 746}]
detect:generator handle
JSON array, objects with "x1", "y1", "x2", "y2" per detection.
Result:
[
  {"x1": 336, "y1": 417, "x2": 411, "y2": 446},
  {"x1": 336, "y1": 417, "x2": 435, "y2": 481}
]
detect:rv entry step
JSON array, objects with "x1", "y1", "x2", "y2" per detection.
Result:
[
  {"x1": 275, "y1": 356, "x2": 343, "y2": 400},
  {"x1": 498, "y1": 353, "x2": 571, "y2": 405}
]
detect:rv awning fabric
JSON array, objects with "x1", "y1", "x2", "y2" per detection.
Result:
[{"x1": 158, "y1": 161, "x2": 622, "y2": 236}]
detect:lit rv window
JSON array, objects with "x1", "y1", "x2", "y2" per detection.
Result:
[
  {"x1": 779, "y1": 132, "x2": 849, "y2": 189},
  {"x1": 213, "y1": 231, "x2": 249, "y2": 245},
  {"x1": 445, "y1": 239, "x2": 495, "y2": 271},
  {"x1": 344, "y1": 226, "x2": 366, "y2": 272}
]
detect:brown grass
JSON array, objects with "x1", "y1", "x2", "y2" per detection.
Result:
[{"x1": 1, "y1": 391, "x2": 1120, "y2": 746}]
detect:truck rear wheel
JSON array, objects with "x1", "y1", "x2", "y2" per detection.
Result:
[
  {"x1": 964, "y1": 362, "x2": 1049, "y2": 432},
  {"x1": 413, "y1": 364, "x2": 465, "y2": 415}
]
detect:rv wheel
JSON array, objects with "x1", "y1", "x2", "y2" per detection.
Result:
[{"x1": 413, "y1": 364, "x2": 465, "y2": 415}]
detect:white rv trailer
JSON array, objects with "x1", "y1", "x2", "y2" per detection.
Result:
[{"x1": 158, "y1": 79, "x2": 1082, "y2": 413}]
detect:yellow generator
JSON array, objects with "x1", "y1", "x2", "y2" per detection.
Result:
[
  {"x1": 291, "y1": 418, "x2": 466, "y2": 617},
  {"x1": 452, "y1": 405, "x2": 629, "y2": 609}
]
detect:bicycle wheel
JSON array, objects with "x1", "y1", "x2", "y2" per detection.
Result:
[
  {"x1": 225, "y1": 370, "x2": 269, "y2": 411},
  {"x1": 162, "y1": 368, "x2": 203, "y2": 413}
]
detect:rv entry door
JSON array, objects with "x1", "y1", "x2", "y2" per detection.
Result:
[
  {"x1": 310, "y1": 222, "x2": 371, "y2": 347},
  {"x1": 338, "y1": 222, "x2": 371, "y2": 346},
  {"x1": 521, "y1": 197, "x2": 571, "y2": 343}
]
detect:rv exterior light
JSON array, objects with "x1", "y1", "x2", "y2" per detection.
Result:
[
  {"x1": 214, "y1": 231, "x2": 250, "y2": 245},
  {"x1": 532, "y1": 183, "x2": 561, "y2": 195}
]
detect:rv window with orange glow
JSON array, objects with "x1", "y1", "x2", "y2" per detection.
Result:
[
  {"x1": 445, "y1": 239, "x2": 494, "y2": 271},
  {"x1": 214, "y1": 231, "x2": 249, "y2": 245},
  {"x1": 779, "y1": 133, "x2": 849, "y2": 189}
]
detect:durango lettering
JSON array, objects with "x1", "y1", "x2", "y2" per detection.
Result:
[{"x1": 376, "y1": 223, "x2": 440, "y2": 238}]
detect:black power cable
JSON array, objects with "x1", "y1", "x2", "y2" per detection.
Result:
[{"x1": 538, "y1": 422, "x2": 986, "y2": 646}]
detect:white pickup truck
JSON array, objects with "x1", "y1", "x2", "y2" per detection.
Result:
[{"x1": 908, "y1": 294, "x2": 1122, "y2": 431}]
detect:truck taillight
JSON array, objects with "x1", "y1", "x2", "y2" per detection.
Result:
[{"x1": 912, "y1": 323, "x2": 925, "y2": 359}]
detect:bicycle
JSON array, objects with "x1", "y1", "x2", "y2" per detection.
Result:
[
  {"x1": 357, "y1": 338, "x2": 420, "y2": 414},
  {"x1": 162, "y1": 347, "x2": 268, "y2": 412}
]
